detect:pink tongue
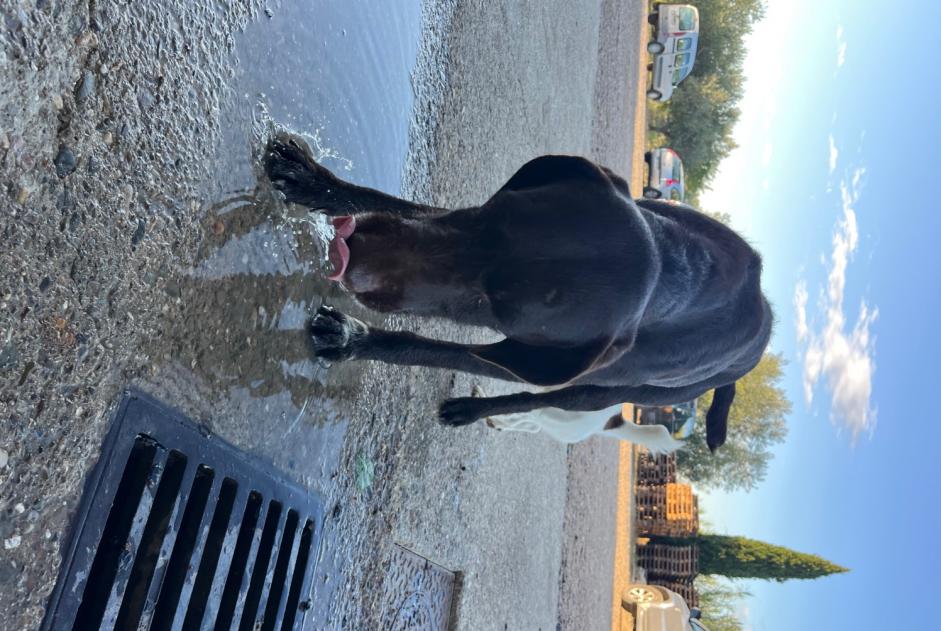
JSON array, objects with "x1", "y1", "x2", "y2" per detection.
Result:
[
  {"x1": 326, "y1": 216, "x2": 355, "y2": 281},
  {"x1": 332, "y1": 215, "x2": 356, "y2": 239},
  {"x1": 327, "y1": 237, "x2": 349, "y2": 281}
]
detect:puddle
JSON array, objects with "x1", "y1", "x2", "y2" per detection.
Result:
[{"x1": 137, "y1": 0, "x2": 425, "y2": 622}]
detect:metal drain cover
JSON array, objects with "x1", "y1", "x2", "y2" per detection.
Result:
[
  {"x1": 381, "y1": 545, "x2": 458, "y2": 630},
  {"x1": 41, "y1": 390, "x2": 324, "y2": 631}
]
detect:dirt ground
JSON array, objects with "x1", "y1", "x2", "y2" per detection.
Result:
[{"x1": 0, "y1": 0, "x2": 648, "y2": 628}]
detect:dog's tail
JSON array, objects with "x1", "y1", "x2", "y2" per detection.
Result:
[
  {"x1": 606, "y1": 421, "x2": 683, "y2": 454},
  {"x1": 706, "y1": 382, "x2": 736, "y2": 453}
]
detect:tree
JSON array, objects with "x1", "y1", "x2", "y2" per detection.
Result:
[
  {"x1": 695, "y1": 575, "x2": 750, "y2": 631},
  {"x1": 676, "y1": 353, "x2": 789, "y2": 492},
  {"x1": 691, "y1": 0, "x2": 766, "y2": 96},
  {"x1": 646, "y1": 0, "x2": 767, "y2": 196},
  {"x1": 681, "y1": 534, "x2": 848, "y2": 581},
  {"x1": 651, "y1": 74, "x2": 741, "y2": 193}
]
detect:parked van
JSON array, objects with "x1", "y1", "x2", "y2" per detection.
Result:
[
  {"x1": 619, "y1": 583, "x2": 710, "y2": 631},
  {"x1": 644, "y1": 148, "x2": 685, "y2": 201},
  {"x1": 646, "y1": 4, "x2": 700, "y2": 102}
]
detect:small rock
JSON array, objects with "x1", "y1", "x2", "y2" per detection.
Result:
[
  {"x1": 75, "y1": 71, "x2": 96, "y2": 104},
  {"x1": 13, "y1": 504, "x2": 23, "y2": 515},
  {"x1": 14, "y1": 186, "x2": 29, "y2": 205},
  {"x1": 103, "y1": 130, "x2": 114, "y2": 145},
  {"x1": 54, "y1": 145, "x2": 77, "y2": 178},
  {"x1": 3, "y1": 535, "x2": 20, "y2": 550},
  {"x1": 0, "y1": 561, "x2": 16, "y2": 586},
  {"x1": 76, "y1": 30, "x2": 98, "y2": 48},
  {"x1": 137, "y1": 88, "x2": 155, "y2": 111},
  {"x1": 0, "y1": 132, "x2": 9, "y2": 150},
  {"x1": 51, "y1": 94, "x2": 64, "y2": 110},
  {"x1": 131, "y1": 218, "x2": 146, "y2": 246},
  {"x1": 39, "y1": 277, "x2": 51, "y2": 292},
  {"x1": 0, "y1": 449, "x2": 7, "y2": 468},
  {"x1": 0, "y1": 342, "x2": 17, "y2": 371}
]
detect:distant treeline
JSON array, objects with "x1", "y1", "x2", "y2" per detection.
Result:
[{"x1": 647, "y1": 0, "x2": 766, "y2": 203}]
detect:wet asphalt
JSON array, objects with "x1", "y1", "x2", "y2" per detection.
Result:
[{"x1": 0, "y1": 0, "x2": 646, "y2": 628}]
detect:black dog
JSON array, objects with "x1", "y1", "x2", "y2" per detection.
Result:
[{"x1": 264, "y1": 134, "x2": 772, "y2": 450}]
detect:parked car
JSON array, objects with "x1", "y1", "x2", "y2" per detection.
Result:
[
  {"x1": 635, "y1": 400, "x2": 697, "y2": 440},
  {"x1": 643, "y1": 148, "x2": 685, "y2": 201},
  {"x1": 619, "y1": 583, "x2": 710, "y2": 631},
  {"x1": 646, "y1": 4, "x2": 700, "y2": 101}
]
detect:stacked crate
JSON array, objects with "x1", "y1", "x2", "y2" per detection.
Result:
[
  {"x1": 636, "y1": 483, "x2": 699, "y2": 538},
  {"x1": 636, "y1": 451, "x2": 677, "y2": 486},
  {"x1": 635, "y1": 448, "x2": 701, "y2": 608},
  {"x1": 636, "y1": 543, "x2": 698, "y2": 578}
]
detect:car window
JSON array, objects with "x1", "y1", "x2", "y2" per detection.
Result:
[
  {"x1": 674, "y1": 53, "x2": 690, "y2": 66},
  {"x1": 673, "y1": 161, "x2": 683, "y2": 180},
  {"x1": 678, "y1": 7, "x2": 697, "y2": 31},
  {"x1": 670, "y1": 188, "x2": 681, "y2": 200},
  {"x1": 677, "y1": 38, "x2": 692, "y2": 51},
  {"x1": 672, "y1": 68, "x2": 683, "y2": 85}
]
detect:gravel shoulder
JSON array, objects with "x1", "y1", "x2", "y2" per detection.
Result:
[{"x1": 0, "y1": 1, "x2": 648, "y2": 628}]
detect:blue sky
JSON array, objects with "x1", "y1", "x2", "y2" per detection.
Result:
[{"x1": 697, "y1": 1, "x2": 941, "y2": 628}]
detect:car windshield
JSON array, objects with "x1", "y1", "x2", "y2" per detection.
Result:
[{"x1": 678, "y1": 7, "x2": 698, "y2": 31}]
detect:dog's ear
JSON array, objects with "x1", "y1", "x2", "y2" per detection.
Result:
[
  {"x1": 705, "y1": 382, "x2": 736, "y2": 452},
  {"x1": 471, "y1": 337, "x2": 613, "y2": 387}
]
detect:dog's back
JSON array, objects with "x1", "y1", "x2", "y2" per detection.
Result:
[{"x1": 580, "y1": 199, "x2": 771, "y2": 390}]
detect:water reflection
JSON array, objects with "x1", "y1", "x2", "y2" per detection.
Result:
[{"x1": 136, "y1": 0, "x2": 425, "y2": 622}]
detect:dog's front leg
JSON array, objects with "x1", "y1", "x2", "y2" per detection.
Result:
[
  {"x1": 309, "y1": 305, "x2": 525, "y2": 381},
  {"x1": 264, "y1": 133, "x2": 445, "y2": 218}
]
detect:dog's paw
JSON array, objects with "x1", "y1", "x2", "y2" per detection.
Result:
[
  {"x1": 438, "y1": 397, "x2": 485, "y2": 427},
  {"x1": 264, "y1": 134, "x2": 338, "y2": 207},
  {"x1": 309, "y1": 304, "x2": 368, "y2": 362}
]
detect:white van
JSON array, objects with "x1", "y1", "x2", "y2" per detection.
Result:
[{"x1": 646, "y1": 4, "x2": 700, "y2": 102}]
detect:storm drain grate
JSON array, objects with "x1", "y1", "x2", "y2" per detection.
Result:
[
  {"x1": 42, "y1": 390, "x2": 324, "y2": 631},
  {"x1": 381, "y1": 544, "x2": 459, "y2": 630}
]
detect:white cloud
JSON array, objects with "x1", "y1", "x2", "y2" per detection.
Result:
[
  {"x1": 794, "y1": 167, "x2": 878, "y2": 442},
  {"x1": 836, "y1": 24, "x2": 847, "y2": 68},
  {"x1": 828, "y1": 135, "x2": 838, "y2": 173}
]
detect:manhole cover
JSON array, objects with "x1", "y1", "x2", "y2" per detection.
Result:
[
  {"x1": 41, "y1": 390, "x2": 324, "y2": 631},
  {"x1": 381, "y1": 545, "x2": 458, "y2": 630}
]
